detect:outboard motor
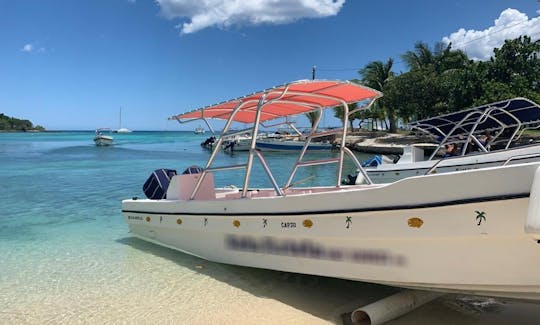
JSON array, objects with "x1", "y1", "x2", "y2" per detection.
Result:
[
  {"x1": 201, "y1": 136, "x2": 216, "y2": 148},
  {"x1": 182, "y1": 165, "x2": 203, "y2": 174},
  {"x1": 143, "y1": 169, "x2": 177, "y2": 199}
]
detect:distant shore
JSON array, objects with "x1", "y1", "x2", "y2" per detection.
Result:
[{"x1": 0, "y1": 129, "x2": 44, "y2": 133}]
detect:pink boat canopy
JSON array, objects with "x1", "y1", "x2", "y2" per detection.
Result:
[{"x1": 170, "y1": 80, "x2": 382, "y2": 124}]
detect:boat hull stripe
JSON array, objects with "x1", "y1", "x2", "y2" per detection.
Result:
[{"x1": 122, "y1": 192, "x2": 529, "y2": 216}]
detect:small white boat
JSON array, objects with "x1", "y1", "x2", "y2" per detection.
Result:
[
  {"x1": 122, "y1": 80, "x2": 540, "y2": 302},
  {"x1": 256, "y1": 122, "x2": 334, "y2": 151},
  {"x1": 194, "y1": 125, "x2": 205, "y2": 134},
  {"x1": 221, "y1": 132, "x2": 252, "y2": 152},
  {"x1": 93, "y1": 128, "x2": 113, "y2": 146},
  {"x1": 349, "y1": 98, "x2": 540, "y2": 184},
  {"x1": 221, "y1": 124, "x2": 333, "y2": 152}
]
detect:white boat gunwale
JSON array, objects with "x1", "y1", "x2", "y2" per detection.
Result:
[{"x1": 124, "y1": 192, "x2": 528, "y2": 216}]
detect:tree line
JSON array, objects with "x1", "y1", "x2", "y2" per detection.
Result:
[
  {"x1": 310, "y1": 36, "x2": 539, "y2": 133},
  {"x1": 0, "y1": 113, "x2": 45, "y2": 131}
]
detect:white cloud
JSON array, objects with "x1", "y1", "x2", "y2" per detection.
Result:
[
  {"x1": 442, "y1": 8, "x2": 540, "y2": 61},
  {"x1": 20, "y1": 43, "x2": 46, "y2": 53},
  {"x1": 155, "y1": 0, "x2": 345, "y2": 34},
  {"x1": 21, "y1": 43, "x2": 33, "y2": 52}
]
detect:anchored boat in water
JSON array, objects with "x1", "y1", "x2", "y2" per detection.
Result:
[
  {"x1": 122, "y1": 80, "x2": 540, "y2": 302},
  {"x1": 349, "y1": 98, "x2": 540, "y2": 184},
  {"x1": 93, "y1": 128, "x2": 114, "y2": 146}
]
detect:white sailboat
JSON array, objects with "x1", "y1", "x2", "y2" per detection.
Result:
[{"x1": 116, "y1": 107, "x2": 132, "y2": 133}]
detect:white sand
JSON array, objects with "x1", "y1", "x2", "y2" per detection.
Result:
[{"x1": 2, "y1": 236, "x2": 540, "y2": 324}]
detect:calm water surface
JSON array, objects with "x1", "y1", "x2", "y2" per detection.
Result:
[{"x1": 1, "y1": 131, "x2": 539, "y2": 324}]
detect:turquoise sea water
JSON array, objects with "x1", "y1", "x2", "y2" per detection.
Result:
[{"x1": 1, "y1": 131, "x2": 539, "y2": 324}]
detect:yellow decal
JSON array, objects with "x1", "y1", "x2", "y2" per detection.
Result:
[
  {"x1": 145, "y1": 216, "x2": 151, "y2": 222},
  {"x1": 303, "y1": 219, "x2": 313, "y2": 228},
  {"x1": 233, "y1": 220, "x2": 240, "y2": 228},
  {"x1": 176, "y1": 218, "x2": 183, "y2": 225},
  {"x1": 407, "y1": 217, "x2": 423, "y2": 228}
]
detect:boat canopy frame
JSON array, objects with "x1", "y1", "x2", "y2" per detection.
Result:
[
  {"x1": 408, "y1": 98, "x2": 540, "y2": 160},
  {"x1": 169, "y1": 80, "x2": 382, "y2": 199}
]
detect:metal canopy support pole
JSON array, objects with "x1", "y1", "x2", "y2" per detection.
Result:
[
  {"x1": 242, "y1": 95, "x2": 266, "y2": 198},
  {"x1": 284, "y1": 107, "x2": 323, "y2": 189},
  {"x1": 336, "y1": 100, "x2": 351, "y2": 187},
  {"x1": 189, "y1": 102, "x2": 244, "y2": 200},
  {"x1": 202, "y1": 118, "x2": 215, "y2": 135},
  {"x1": 253, "y1": 149, "x2": 284, "y2": 196},
  {"x1": 428, "y1": 110, "x2": 483, "y2": 160}
]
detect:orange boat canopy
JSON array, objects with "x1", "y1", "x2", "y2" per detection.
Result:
[{"x1": 170, "y1": 80, "x2": 382, "y2": 124}]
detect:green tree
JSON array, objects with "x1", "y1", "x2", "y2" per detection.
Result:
[
  {"x1": 0, "y1": 113, "x2": 43, "y2": 131},
  {"x1": 333, "y1": 103, "x2": 357, "y2": 131},
  {"x1": 386, "y1": 41, "x2": 473, "y2": 121},
  {"x1": 359, "y1": 58, "x2": 396, "y2": 131},
  {"x1": 479, "y1": 36, "x2": 540, "y2": 103}
]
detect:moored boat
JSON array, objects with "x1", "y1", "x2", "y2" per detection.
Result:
[
  {"x1": 194, "y1": 125, "x2": 205, "y2": 134},
  {"x1": 122, "y1": 80, "x2": 540, "y2": 301},
  {"x1": 347, "y1": 98, "x2": 540, "y2": 184},
  {"x1": 94, "y1": 128, "x2": 114, "y2": 146}
]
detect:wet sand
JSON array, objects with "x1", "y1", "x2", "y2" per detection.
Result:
[{"x1": 4, "y1": 236, "x2": 539, "y2": 325}]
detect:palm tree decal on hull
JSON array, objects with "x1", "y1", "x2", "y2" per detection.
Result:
[{"x1": 475, "y1": 211, "x2": 486, "y2": 225}]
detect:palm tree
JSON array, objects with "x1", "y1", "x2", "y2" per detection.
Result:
[
  {"x1": 359, "y1": 58, "x2": 396, "y2": 132},
  {"x1": 332, "y1": 102, "x2": 358, "y2": 131},
  {"x1": 304, "y1": 110, "x2": 321, "y2": 129},
  {"x1": 401, "y1": 42, "x2": 436, "y2": 71}
]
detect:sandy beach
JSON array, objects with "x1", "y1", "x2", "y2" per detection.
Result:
[{"x1": 4, "y1": 234, "x2": 540, "y2": 325}]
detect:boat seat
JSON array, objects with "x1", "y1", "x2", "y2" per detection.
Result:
[{"x1": 166, "y1": 173, "x2": 216, "y2": 200}]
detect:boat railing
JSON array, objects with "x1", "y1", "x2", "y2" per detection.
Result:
[
  {"x1": 502, "y1": 153, "x2": 540, "y2": 166},
  {"x1": 425, "y1": 151, "x2": 540, "y2": 176},
  {"x1": 342, "y1": 146, "x2": 373, "y2": 185},
  {"x1": 252, "y1": 149, "x2": 284, "y2": 196},
  {"x1": 181, "y1": 81, "x2": 381, "y2": 199}
]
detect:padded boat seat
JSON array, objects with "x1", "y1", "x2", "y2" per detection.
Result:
[{"x1": 166, "y1": 173, "x2": 216, "y2": 200}]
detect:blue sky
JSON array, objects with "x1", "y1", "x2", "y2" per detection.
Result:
[{"x1": 1, "y1": 0, "x2": 539, "y2": 131}]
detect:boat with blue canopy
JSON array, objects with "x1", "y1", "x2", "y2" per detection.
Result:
[{"x1": 349, "y1": 97, "x2": 540, "y2": 184}]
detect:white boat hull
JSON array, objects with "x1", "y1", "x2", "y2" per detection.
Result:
[
  {"x1": 116, "y1": 128, "x2": 132, "y2": 133},
  {"x1": 365, "y1": 144, "x2": 540, "y2": 183},
  {"x1": 222, "y1": 139, "x2": 333, "y2": 152},
  {"x1": 94, "y1": 135, "x2": 113, "y2": 146},
  {"x1": 123, "y1": 163, "x2": 540, "y2": 301},
  {"x1": 256, "y1": 139, "x2": 333, "y2": 151}
]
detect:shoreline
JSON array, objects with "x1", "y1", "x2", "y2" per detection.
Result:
[{"x1": 341, "y1": 131, "x2": 437, "y2": 155}]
